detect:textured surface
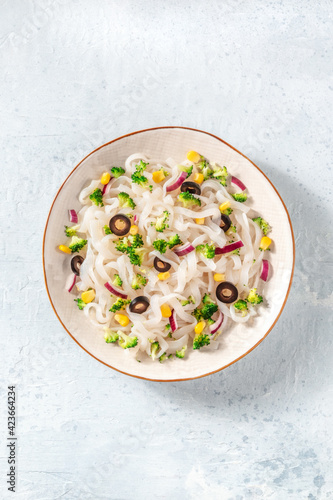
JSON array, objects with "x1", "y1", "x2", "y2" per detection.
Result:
[{"x1": 1, "y1": 1, "x2": 332, "y2": 499}]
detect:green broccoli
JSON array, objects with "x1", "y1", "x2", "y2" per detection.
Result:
[
  {"x1": 252, "y1": 217, "x2": 271, "y2": 236},
  {"x1": 180, "y1": 296, "x2": 195, "y2": 306},
  {"x1": 152, "y1": 211, "x2": 170, "y2": 232},
  {"x1": 232, "y1": 249, "x2": 240, "y2": 255},
  {"x1": 118, "y1": 331, "x2": 138, "y2": 349},
  {"x1": 113, "y1": 274, "x2": 123, "y2": 287},
  {"x1": 135, "y1": 160, "x2": 148, "y2": 173},
  {"x1": 64, "y1": 224, "x2": 80, "y2": 237},
  {"x1": 178, "y1": 164, "x2": 193, "y2": 178},
  {"x1": 131, "y1": 273, "x2": 148, "y2": 290},
  {"x1": 234, "y1": 300, "x2": 248, "y2": 311},
  {"x1": 223, "y1": 207, "x2": 233, "y2": 215},
  {"x1": 193, "y1": 293, "x2": 218, "y2": 321},
  {"x1": 69, "y1": 236, "x2": 87, "y2": 253},
  {"x1": 196, "y1": 244, "x2": 215, "y2": 259},
  {"x1": 128, "y1": 248, "x2": 145, "y2": 266},
  {"x1": 114, "y1": 234, "x2": 144, "y2": 263},
  {"x1": 211, "y1": 163, "x2": 228, "y2": 186},
  {"x1": 109, "y1": 298, "x2": 131, "y2": 313},
  {"x1": 150, "y1": 341, "x2": 160, "y2": 360},
  {"x1": 104, "y1": 329, "x2": 119, "y2": 343},
  {"x1": 74, "y1": 298, "x2": 87, "y2": 310},
  {"x1": 178, "y1": 191, "x2": 201, "y2": 208},
  {"x1": 197, "y1": 160, "x2": 213, "y2": 180},
  {"x1": 153, "y1": 239, "x2": 168, "y2": 254},
  {"x1": 168, "y1": 234, "x2": 183, "y2": 249},
  {"x1": 131, "y1": 160, "x2": 149, "y2": 188},
  {"x1": 227, "y1": 224, "x2": 237, "y2": 234},
  {"x1": 247, "y1": 288, "x2": 263, "y2": 305},
  {"x1": 175, "y1": 345, "x2": 187, "y2": 358},
  {"x1": 193, "y1": 332, "x2": 210, "y2": 350},
  {"x1": 128, "y1": 234, "x2": 144, "y2": 248},
  {"x1": 89, "y1": 188, "x2": 104, "y2": 206},
  {"x1": 232, "y1": 193, "x2": 248, "y2": 203},
  {"x1": 118, "y1": 192, "x2": 136, "y2": 209},
  {"x1": 103, "y1": 225, "x2": 112, "y2": 234},
  {"x1": 159, "y1": 353, "x2": 167, "y2": 363},
  {"x1": 207, "y1": 318, "x2": 215, "y2": 325},
  {"x1": 110, "y1": 167, "x2": 125, "y2": 178}
]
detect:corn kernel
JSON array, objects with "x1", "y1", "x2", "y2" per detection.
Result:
[
  {"x1": 187, "y1": 150, "x2": 201, "y2": 163},
  {"x1": 100, "y1": 172, "x2": 111, "y2": 185},
  {"x1": 81, "y1": 289, "x2": 96, "y2": 303},
  {"x1": 158, "y1": 271, "x2": 170, "y2": 281},
  {"x1": 160, "y1": 304, "x2": 172, "y2": 318},
  {"x1": 194, "y1": 321, "x2": 206, "y2": 335},
  {"x1": 195, "y1": 217, "x2": 205, "y2": 225},
  {"x1": 260, "y1": 236, "x2": 272, "y2": 251},
  {"x1": 219, "y1": 201, "x2": 231, "y2": 212},
  {"x1": 213, "y1": 273, "x2": 226, "y2": 282},
  {"x1": 193, "y1": 172, "x2": 204, "y2": 184},
  {"x1": 59, "y1": 245, "x2": 71, "y2": 254},
  {"x1": 114, "y1": 313, "x2": 129, "y2": 327},
  {"x1": 129, "y1": 224, "x2": 139, "y2": 235},
  {"x1": 152, "y1": 170, "x2": 165, "y2": 183}
]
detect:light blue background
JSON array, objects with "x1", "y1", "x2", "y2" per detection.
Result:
[{"x1": 1, "y1": 1, "x2": 332, "y2": 498}]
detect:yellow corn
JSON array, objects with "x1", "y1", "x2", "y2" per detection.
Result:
[
  {"x1": 213, "y1": 273, "x2": 225, "y2": 282},
  {"x1": 195, "y1": 321, "x2": 206, "y2": 335},
  {"x1": 187, "y1": 150, "x2": 201, "y2": 163},
  {"x1": 152, "y1": 170, "x2": 165, "y2": 183},
  {"x1": 195, "y1": 217, "x2": 205, "y2": 225},
  {"x1": 114, "y1": 313, "x2": 129, "y2": 327},
  {"x1": 129, "y1": 224, "x2": 139, "y2": 235},
  {"x1": 219, "y1": 201, "x2": 231, "y2": 212},
  {"x1": 100, "y1": 172, "x2": 111, "y2": 185},
  {"x1": 59, "y1": 245, "x2": 71, "y2": 254},
  {"x1": 260, "y1": 236, "x2": 272, "y2": 251},
  {"x1": 160, "y1": 304, "x2": 172, "y2": 318},
  {"x1": 193, "y1": 172, "x2": 204, "y2": 184},
  {"x1": 158, "y1": 271, "x2": 170, "y2": 281},
  {"x1": 81, "y1": 289, "x2": 96, "y2": 303}
]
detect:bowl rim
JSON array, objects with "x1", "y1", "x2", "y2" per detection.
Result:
[{"x1": 42, "y1": 126, "x2": 295, "y2": 382}]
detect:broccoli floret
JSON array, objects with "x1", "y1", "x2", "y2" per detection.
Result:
[
  {"x1": 178, "y1": 164, "x2": 193, "y2": 178},
  {"x1": 196, "y1": 244, "x2": 215, "y2": 259},
  {"x1": 128, "y1": 234, "x2": 144, "y2": 248},
  {"x1": 234, "y1": 300, "x2": 248, "y2": 311},
  {"x1": 165, "y1": 323, "x2": 171, "y2": 331},
  {"x1": 109, "y1": 298, "x2": 131, "y2": 313},
  {"x1": 103, "y1": 225, "x2": 112, "y2": 234},
  {"x1": 69, "y1": 236, "x2": 87, "y2": 253},
  {"x1": 197, "y1": 160, "x2": 213, "y2": 180},
  {"x1": 153, "y1": 239, "x2": 168, "y2": 254},
  {"x1": 110, "y1": 167, "x2": 125, "y2": 178},
  {"x1": 247, "y1": 288, "x2": 263, "y2": 305},
  {"x1": 74, "y1": 298, "x2": 86, "y2": 310},
  {"x1": 114, "y1": 235, "x2": 144, "y2": 263},
  {"x1": 202, "y1": 293, "x2": 214, "y2": 305},
  {"x1": 64, "y1": 224, "x2": 80, "y2": 237},
  {"x1": 193, "y1": 332, "x2": 210, "y2": 350},
  {"x1": 175, "y1": 345, "x2": 187, "y2": 358},
  {"x1": 223, "y1": 207, "x2": 233, "y2": 215},
  {"x1": 118, "y1": 192, "x2": 136, "y2": 209},
  {"x1": 168, "y1": 234, "x2": 183, "y2": 249},
  {"x1": 113, "y1": 274, "x2": 123, "y2": 287},
  {"x1": 150, "y1": 341, "x2": 160, "y2": 360},
  {"x1": 193, "y1": 294, "x2": 218, "y2": 321},
  {"x1": 227, "y1": 224, "x2": 237, "y2": 234},
  {"x1": 118, "y1": 331, "x2": 138, "y2": 349},
  {"x1": 178, "y1": 191, "x2": 201, "y2": 208},
  {"x1": 131, "y1": 171, "x2": 148, "y2": 187},
  {"x1": 131, "y1": 273, "x2": 148, "y2": 290},
  {"x1": 128, "y1": 248, "x2": 145, "y2": 266},
  {"x1": 232, "y1": 193, "x2": 248, "y2": 203},
  {"x1": 207, "y1": 318, "x2": 215, "y2": 325},
  {"x1": 232, "y1": 249, "x2": 240, "y2": 255},
  {"x1": 89, "y1": 188, "x2": 104, "y2": 206},
  {"x1": 252, "y1": 217, "x2": 271, "y2": 236},
  {"x1": 104, "y1": 329, "x2": 119, "y2": 343},
  {"x1": 115, "y1": 240, "x2": 128, "y2": 253},
  {"x1": 159, "y1": 353, "x2": 167, "y2": 363},
  {"x1": 180, "y1": 296, "x2": 195, "y2": 306},
  {"x1": 135, "y1": 160, "x2": 148, "y2": 173},
  {"x1": 152, "y1": 211, "x2": 170, "y2": 232},
  {"x1": 211, "y1": 163, "x2": 228, "y2": 186}
]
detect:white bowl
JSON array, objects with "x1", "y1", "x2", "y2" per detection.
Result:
[{"x1": 43, "y1": 127, "x2": 295, "y2": 381}]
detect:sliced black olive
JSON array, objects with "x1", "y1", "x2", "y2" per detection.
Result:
[
  {"x1": 109, "y1": 214, "x2": 131, "y2": 236},
  {"x1": 153, "y1": 256, "x2": 171, "y2": 273},
  {"x1": 129, "y1": 296, "x2": 150, "y2": 314},
  {"x1": 220, "y1": 214, "x2": 231, "y2": 232},
  {"x1": 180, "y1": 181, "x2": 201, "y2": 195},
  {"x1": 71, "y1": 255, "x2": 84, "y2": 276},
  {"x1": 216, "y1": 282, "x2": 238, "y2": 304}
]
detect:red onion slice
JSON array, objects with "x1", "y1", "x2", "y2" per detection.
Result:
[
  {"x1": 69, "y1": 210, "x2": 78, "y2": 223},
  {"x1": 169, "y1": 309, "x2": 178, "y2": 332},
  {"x1": 102, "y1": 178, "x2": 113, "y2": 195},
  {"x1": 209, "y1": 310, "x2": 224, "y2": 334},
  {"x1": 66, "y1": 273, "x2": 77, "y2": 292},
  {"x1": 104, "y1": 282, "x2": 128, "y2": 299},
  {"x1": 215, "y1": 240, "x2": 244, "y2": 255},
  {"x1": 166, "y1": 171, "x2": 187, "y2": 192},
  {"x1": 173, "y1": 243, "x2": 195, "y2": 257},
  {"x1": 231, "y1": 176, "x2": 247, "y2": 191},
  {"x1": 260, "y1": 259, "x2": 269, "y2": 281},
  {"x1": 134, "y1": 215, "x2": 138, "y2": 224}
]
